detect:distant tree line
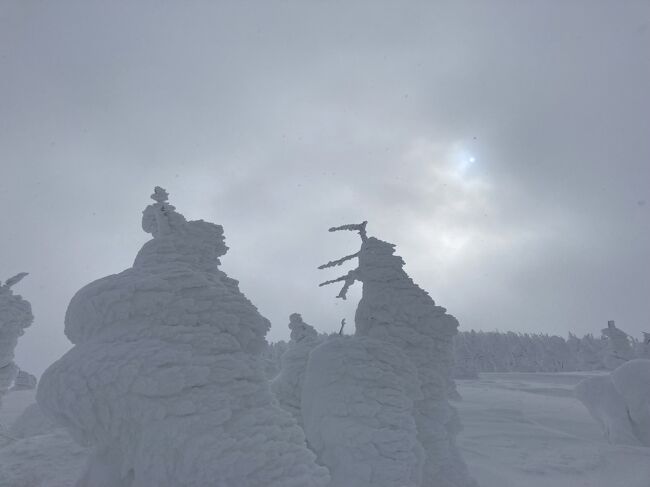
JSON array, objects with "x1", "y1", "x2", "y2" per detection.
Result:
[{"x1": 453, "y1": 323, "x2": 650, "y2": 378}]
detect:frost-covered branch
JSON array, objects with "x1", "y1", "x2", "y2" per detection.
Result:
[
  {"x1": 318, "y1": 270, "x2": 358, "y2": 300},
  {"x1": 319, "y1": 222, "x2": 368, "y2": 299},
  {"x1": 328, "y1": 221, "x2": 368, "y2": 242},
  {"x1": 318, "y1": 252, "x2": 360, "y2": 270},
  {"x1": 1, "y1": 272, "x2": 28, "y2": 289}
]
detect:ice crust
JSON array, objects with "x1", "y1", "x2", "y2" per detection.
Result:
[{"x1": 37, "y1": 187, "x2": 329, "y2": 487}]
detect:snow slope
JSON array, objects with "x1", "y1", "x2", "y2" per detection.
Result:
[{"x1": 456, "y1": 372, "x2": 650, "y2": 487}]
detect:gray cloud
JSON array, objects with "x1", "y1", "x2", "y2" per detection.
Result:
[{"x1": 1, "y1": 0, "x2": 649, "y2": 375}]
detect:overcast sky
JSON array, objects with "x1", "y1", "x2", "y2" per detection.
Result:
[{"x1": 1, "y1": 1, "x2": 649, "y2": 375}]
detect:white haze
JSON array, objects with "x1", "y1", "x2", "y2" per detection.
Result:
[{"x1": 0, "y1": 1, "x2": 649, "y2": 375}]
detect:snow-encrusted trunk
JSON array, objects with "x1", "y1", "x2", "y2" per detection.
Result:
[
  {"x1": 0, "y1": 273, "x2": 33, "y2": 408},
  {"x1": 37, "y1": 188, "x2": 329, "y2": 487},
  {"x1": 302, "y1": 335, "x2": 424, "y2": 487}
]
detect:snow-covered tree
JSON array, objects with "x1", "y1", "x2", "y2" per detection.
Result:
[
  {"x1": 452, "y1": 329, "x2": 616, "y2": 374},
  {"x1": 602, "y1": 320, "x2": 634, "y2": 370},
  {"x1": 270, "y1": 313, "x2": 322, "y2": 425},
  {"x1": 452, "y1": 333, "x2": 479, "y2": 379},
  {"x1": 303, "y1": 222, "x2": 476, "y2": 487},
  {"x1": 0, "y1": 273, "x2": 33, "y2": 408},
  {"x1": 637, "y1": 332, "x2": 650, "y2": 359},
  {"x1": 261, "y1": 340, "x2": 289, "y2": 379},
  {"x1": 11, "y1": 369, "x2": 37, "y2": 391},
  {"x1": 37, "y1": 187, "x2": 329, "y2": 487},
  {"x1": 576, "y1": 333, "x2": 607, "y2": 370}
]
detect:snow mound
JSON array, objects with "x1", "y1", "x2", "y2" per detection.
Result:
[
  {"x1": 575, "y1": 359, "x2": 650, "y2": 447},
  {"x1": 611, "y1": 359, "x2": 650, "y2": 446},
  {"x1": 37, "y1": 187, "x2": 329, "y2": 487},
  {"x1": 575, "y1": 375, "x2": 641, "y2": 446}
]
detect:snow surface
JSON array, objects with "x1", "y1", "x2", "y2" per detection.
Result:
[
  {"x1": 35, "y1": 188, "x2": 329, "y2": 487},
  {"x1": 456, "y1": 372, "x2": 650, "y2": 487}
]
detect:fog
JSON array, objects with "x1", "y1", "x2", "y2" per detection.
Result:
[{"x1": 1, "y1": 0, "x2": 648, "y2": 375}]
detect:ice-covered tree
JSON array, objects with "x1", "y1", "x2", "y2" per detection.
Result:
[
  {"x1": 261, "y1": 340, "x2": 289, "y2": 379},
  {"x1": 576, "y1": 333, "x2": 607, "y2": 370},
  {"x1": 602, "y1": 320, "x2": 634, "y2": 370},
  {"x1": 270, "y1": 313, "x2": 322, "y2": 425},
  {"x1": 453, "y1": 329, "x2": 611, "y2": 374},
  {"x1": 11, "y1": 369, "x2": 37, "y2": 391},
  {"x1": 37, "y1": 187, "x2": 329, "y2": 487},
  {"x1": 0, "y1": 273, "x2": 33, "y2": 408},
  {"x1": 635, "y1": 332, "x2": 650, "y2": 359},
  {"x1": 303, "y1": 222, "x2": 475, "y2": 487},
  {"x1": 452, "y1": 333, "x2": 478, "y2": 380}
]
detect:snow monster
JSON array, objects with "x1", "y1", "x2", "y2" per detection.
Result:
[
  {"x1": 302, "y1": 222, "x2": 476, "y2": 487},
  {"x1": 37, "y1": 187, "x2": 329, "y2": 487},
  {"x1": 0, "y1": 272, "x2": 33, "y2": 408}
]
